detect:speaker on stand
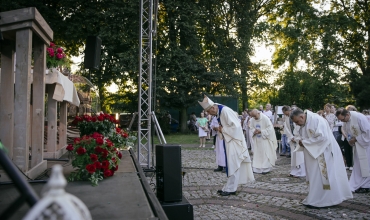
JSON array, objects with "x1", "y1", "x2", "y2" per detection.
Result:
[
  {"x1": 156, "y1": 144, "x2": 182, "y2": 202},
  {"x1": 84, "y1": 36, "x2": 101, "y2": 70},
  {"x1": 155, "y1": 144, "x2": 193, "y2": 220}
]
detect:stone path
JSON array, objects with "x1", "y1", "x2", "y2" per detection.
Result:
[{"x1": 177, "y1": 145, "x2": 370, "y2": 220}]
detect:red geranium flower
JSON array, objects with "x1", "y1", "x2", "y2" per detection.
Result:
[
  {"x1": 102, "y1": 149, "x2": 109, "y2": 158},
  {"x1": 96, "y1": 137, "x2": 104, "y2": 145},
  {"x1": 101, "y1": 160, "x2": 110, "y2": 169},
  {"x1": 90, "y1": 153, "x2": 98, "y2": 162},
  {"x1": 76, "y1": 147, "x2": 87, "y2": 155},
  {"x1": 95, "y1": 146, "x2": 103, "y2": 154},
  {"x1": 91, "y1": 132, "x2": 103, "y2": 139},
  {"x1": 117, "y1": 151, "x2": 122, "y2": 159},
  {"x1": 94, "y1": 161, "x2": 102, "y2": 169},
  {"x1": 66, "y1": 144, "x2": 74, "y2": 151},
  {"x1": 97, "y1": 115, "x2": 104, "y2": 121},
  {"x1": 83, "y1": 115, "x2": 92, "y2": 122},
  {"x1": 74, "y1": 137, "x2": 81, "y2": 144},
  {"x1": 86, "y1": 164, "x2": 96, "y2": 174},
  {"x1": 103, "y1": 169, "x2": 113, "y2": 178},
  {"x1": 106, "y1": 140, "x2": 114, "y2": 148},
  {"x1": 122, "y1": 132, "x2": 128, "y2": 138}
]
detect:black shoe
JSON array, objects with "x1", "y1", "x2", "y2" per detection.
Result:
[
  {"x1": 261, "y1": 172, "x2": 269, "y2": 175},
  {"x1": 214, "y1": 166, "x2": 223, "y2": 172},
  {"x1": 222, "y1": 167, "x2": 226, "y2": 173},
  {"x1": 354, "y1": 188, "x2": 370, "y2": 193},
  {"x1": 280, "y1": 153, "x2": 286, "y2": 156},
  {"x1": 286, "y1": 154, "x2": 291, "y2": 158},
  {"x1": 217, "y1": 190, "x2": 223, "y2": 194},
  {"x1": 220, "y1": 191, "x2": 236, "y2": 196},
  {"x1": 303, "y1": 204, "x2": 319, "y2": 209}
]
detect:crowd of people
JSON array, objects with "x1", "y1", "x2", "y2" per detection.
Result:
[{"x1": 196, "y1": 95, "x2": 370, "y2": 209}]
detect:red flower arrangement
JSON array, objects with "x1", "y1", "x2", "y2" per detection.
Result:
[
  {"x1": 46, "y1": 42, "x2": 68, "y2": 69},
  {"x1": 72, "y1": 113, "x2": 119, "y2": 137},
  {"x1": 67, "y1": 132, "x2": 121, "y2": 186},
  {"x1": 72, "y1": 113, "x2": 136, "y2": 149},
  {"x1": 68, "y1": 112, "x2": 136, "y2": 186}
]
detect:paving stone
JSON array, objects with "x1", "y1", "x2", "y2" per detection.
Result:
[{"x1": 148, "y1": 146, "x2": 370, "y2": 219}]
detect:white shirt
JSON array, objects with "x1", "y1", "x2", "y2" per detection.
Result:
[{"x1": 263, "y1": 110, "x2": 273, "y2": 122}]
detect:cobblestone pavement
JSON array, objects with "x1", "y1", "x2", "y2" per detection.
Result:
[{"x1": 176, "y1": 145, "x2": 370, "y2": 220}]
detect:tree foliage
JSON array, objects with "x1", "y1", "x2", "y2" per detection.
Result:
[{"x1": 3, "y1": 0, "x2": 365, "y2": 125}]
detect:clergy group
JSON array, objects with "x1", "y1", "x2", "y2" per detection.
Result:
[{"x1": 198, "y1": 95, "x2": 370, "y2": 209}]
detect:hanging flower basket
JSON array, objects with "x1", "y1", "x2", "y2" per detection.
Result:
[{"x1": 46, "y1": 42, "x2": 69, "y2": 70}]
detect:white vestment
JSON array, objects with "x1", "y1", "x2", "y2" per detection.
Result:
[
  {"x1": 298, "y1": 110, "x2": 352, "y2": 207},
  {"x1": 250, "y1": 113, "x2": 278, "y2": 173},
  {"x1": 217, "y1": 104, "x2": 254, "y2": 192},
  {"x1": 284, "y1": 115, "x2": 306, "y2": 177},
  {"x1": 343, "y1": 111, "x2": 370, "y2": 191},
  {"x1": 210, "y1": 116, "x2": 226, "y2": 167},
  {"x1": 263, "y1": 110, "x2": 273, "y2": 122},
  {"x1": 243, "y1": 116, "x2": 251, "y2": 149}
]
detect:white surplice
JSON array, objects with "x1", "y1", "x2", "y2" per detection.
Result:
[
  {"x1": 243, "y1": 116, "x2": 251, "y2": 149},
  {"x1": 342, "y1": 111, "x2": 370, "y2": 191},
  {"x1": 249, "y1": 113, "x2": 278, "y2": 173},
  {"x1": 284, "y1": 115, "x2": 306, "y2": 177},
  {"x1": 298, "y1": 110, "x2": 352, "y2": 207},
  {"x1": 210, "y1": 116, "x2": 226, "y2": 167},
  {"x1": 217, "y1": 104, "x2": 255, "y2": 192}
]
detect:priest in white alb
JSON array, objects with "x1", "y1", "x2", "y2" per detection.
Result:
[
  {"x1": 336, "y1": 108, "x2": 370, "y2": 193},
  {"x1": 282, "y1": 105, "x2": 306, "y2": 177},
  {"x1": 199, "y1": 95, "x2": 254, "y2": 196},
  {"x1": 249, "y1": 109, "x2": 278, "y2": 174},
  {"x1": 210, "y1": 115, "x2": 226, "y2": 172},
  {"x1": 291, "y1": 108, "x2": 352, "y2": 208}
]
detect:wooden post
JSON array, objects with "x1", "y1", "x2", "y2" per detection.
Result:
[
  {"x1": 0, "y1": 7, "x2": 52, "y2": 179},
  {"x1": 31, "y1": 38, "x2": 46, "y2": 167},
  {"x1": 0, "y1": 41, "x2": 15, "y2": 158},
  {"x1": 13, "y1": 29, "x2": 32, "y2": 172},
  {"x1": 59, "y1": 101, "x2": 68, "y2": 149},
  {"x1": 47, "y1": 84, "x2": 58, "y2": 157}
]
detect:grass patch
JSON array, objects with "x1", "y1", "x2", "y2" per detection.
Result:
[{"x1": 153, "y1": 133, "x2": 200, "y2": 145}]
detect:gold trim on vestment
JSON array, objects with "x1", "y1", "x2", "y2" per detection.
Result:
[{"x1": 318, "y1": 154, "x2": 330, "y2": 190}]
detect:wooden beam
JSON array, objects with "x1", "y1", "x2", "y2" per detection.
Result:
[
  {"x1": 0, "y1": 40, "x2": 15, "y2": 158},
  {"x1": 14, "y1": 29, "x2": 32, "y2": 172},
  {"x1": 0, "y1": 7, "x2": 53, "y2": 43},
  {"x1": 31, "y1": 37, "x2": 46, "y2": 167},
  {"x1": 47, "y1": 84, "x2": 58, "y2": 157},
  {"x1": 59, "y1": 101, "x2": 68, "y2": 149},
  {"x1": 0, "y1": 21, "x2": 51, "y2": 45}
]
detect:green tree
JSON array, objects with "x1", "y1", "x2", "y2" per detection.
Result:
[
  {"x1": 265, "y1": 0, "x2": 354, "y2": 109},
  {"x1": 156, "y1": 0, "x2": 209, "y2": 132}
]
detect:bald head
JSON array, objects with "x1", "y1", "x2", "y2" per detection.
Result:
[{"x1": 249, "y1": 109, "x2": 260, "y2": 120}]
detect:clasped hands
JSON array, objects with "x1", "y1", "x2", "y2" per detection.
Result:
[
  {"x1": 348, "y1": 137, "x2": 356, "y2": 146},
  {"x1": 298, "y1": 140, "x2": 304, "y2": 148},
  {"x1": 253, "y1": 129, "x2": 261, "y2": 136}
]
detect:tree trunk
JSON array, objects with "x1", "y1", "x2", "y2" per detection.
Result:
[{"x1": 180, "y1": 108, "x2": 188, "y2": 133}]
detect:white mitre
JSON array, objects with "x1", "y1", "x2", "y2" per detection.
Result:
[{"x1": 198, "y1": 95, "x2": 214, "y2": 111}]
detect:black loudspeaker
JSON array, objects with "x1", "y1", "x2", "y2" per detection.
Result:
[
  {"x1": 84, "y1": 36, "x2": 101, "y2": 70},
  {"x1": 161, "y1": 195, "x2": 194, "y2": 220},
  {"x1": 156, "y1": 144, "x2": 182, "y2": 202}
]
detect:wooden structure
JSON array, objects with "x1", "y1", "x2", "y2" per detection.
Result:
[{"x1": 0, "y1": 7, "x2": 54, "y2": 180}]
